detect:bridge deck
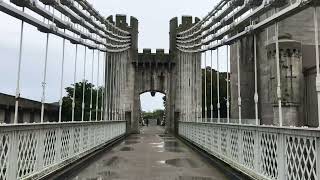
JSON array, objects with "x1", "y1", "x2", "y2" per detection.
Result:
[{"x1": 67, "y1": 126, "x2": 230, "y2": 180}]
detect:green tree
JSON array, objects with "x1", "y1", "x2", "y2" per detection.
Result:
[
  {"x1": 142, "y1": 109, "x2": 164, "y2": 121},
  {"x1": 62, "y1": 81, "x2": 104, "y2": 121},
  {"x1": 202, "y1": 67, "x2": 230, "y2": 118}
]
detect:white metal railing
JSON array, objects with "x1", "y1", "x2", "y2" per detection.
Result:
[
  {"x1": 0, "y1": 121, "x2": 126, "y2": 179},
  {"x1": 179, "y1": 121, "x2": 320, "y2": 180}
]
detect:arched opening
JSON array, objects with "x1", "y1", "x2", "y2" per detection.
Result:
[{"x1": 139, "y1": 91, "x2": 166, "y2": 127}]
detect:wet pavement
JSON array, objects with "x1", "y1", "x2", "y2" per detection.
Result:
[{"x1": 68, "y1": 126, "x2": 230, "y2": 180}]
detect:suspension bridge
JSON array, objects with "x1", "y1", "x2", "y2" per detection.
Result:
[{"x1": 1, "y1": 0, "x2": 320, "y2": 179}]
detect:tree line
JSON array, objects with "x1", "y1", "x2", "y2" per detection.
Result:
[{"x1": 202, "y1": 67, "x2": 230, "y2": 118}]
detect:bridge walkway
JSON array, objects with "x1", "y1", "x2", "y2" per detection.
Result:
[{"x1": 65, "y1": 126, "x2": 233, "y2": 180}]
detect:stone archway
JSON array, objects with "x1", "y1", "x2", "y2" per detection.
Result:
[
  {"x1": 106, "y1": 15, "x2": 201, "y2": 134},
  {"x1": 131, "y1": 49, "x2": 176, "y2": 133}
]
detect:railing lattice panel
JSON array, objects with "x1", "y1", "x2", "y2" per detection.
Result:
[
  {"x1": 179, "y1": 122, "x2": 320, "y2": 180},
  {"x1": 0, "y1": 121, "x2": 126, "y2": 179}
]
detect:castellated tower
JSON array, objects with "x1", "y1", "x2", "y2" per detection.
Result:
[
  {"x1": 170, "y1": 16, "x2": 202, "y2": 129},
  {"x1": 230, "y1": 6, "x2": 320, "y2": 127},
  {"x1": 105, "y1": 15, "x2": 139, "y2": 133}
]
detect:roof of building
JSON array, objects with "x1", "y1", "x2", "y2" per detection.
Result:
[{"x1": 0, "y1": 93, "x2": 59, "y2": 111}]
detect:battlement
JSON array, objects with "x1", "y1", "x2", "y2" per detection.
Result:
[
  {"x1": 133, "y1": 49, "x2": 175, "y2": 66},
  {"x1": 140, "y1": 49, "x2": 168, "y2": 56},
  {"x1": 107, "y1": 14, "x2": 138, "y2": 31},
  {"x1": 177, "y1": 16, "x2": 200, "y2": 32},
  {"x1": 142, "y1": 48, "x2": 152, "y2": 54}
]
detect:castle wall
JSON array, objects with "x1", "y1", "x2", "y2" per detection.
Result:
[{"x1": 230, "y1": 7, "x2": 320, "y2": 126}]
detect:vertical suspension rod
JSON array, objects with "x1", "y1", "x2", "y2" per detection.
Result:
[
  {"x1": 81, "y1": 47, "x2": 87, "y2": 122},
  {"x1": 109, "y1": 54, "x2": 113, "y2": 120},
  {"x1": 96, "y1": 51, "x2": 100, "y2": 121},
  {"x1": 254, "y1": 34, "x2": 259, "y2": 125},
  {"x1": 58, "y1": 35, "x2": 66, "y2": 123},
  {"x1": 204, "y1": 52, "x2": 207, "y2": 121},
  {"x1": 217, "y1": 47, "x2": 220, "y2": 122},
  {"x1": 314, "y1": 6, "x2": 320, "y2": 128},
  {"x1": 89, "y1": 49, "x2": 95, "y2": 121},
  {"x1": 237, "y1": 41, "x2": 242, "y2": 124},
  {"x1": 118, "y1": 52, "x2": 122, "y2": 120},
  {"x1": 105, "y1": 52, "x2": 109, "y2": 120},
  {"x1": 40, "y1": 33, "x2": 50, "y2": 123},
  {"x1": 226, "y1": 46, "x2": 230, "y2": 123},
  {"x1": 210, "y1": 50, "x2": 213, "y2": 122},
  {"x1": 275, "y1": 22, "x2": 283, "y2": 126},
  {"x1": 72, "y1": 45, "x2": 78, "y2": 122},
  {"x1": 101, "y1": 51, "x2": 106, "y2": 121},
  {"x1": 14, "y1": 8, "x2": 25, "y2": 124}
]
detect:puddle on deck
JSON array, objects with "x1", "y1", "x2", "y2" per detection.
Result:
[
  {"x1": 158, "y1": 158, "x2": 204, "y2": 168},
  {"x1": 126, "y1": 136, "x2": 142, "y2": 140},
  {"x1": 122, "y1": 140, "x2": 140, "y2": 145},
  {"x1": 102, "y1": 156, "x2": 129, "y2": 168},
  {"x1": 176, "y1": 176, "x2": 214, "y2": 180},
  {"x1": 152, "y1": 140, "x2": 185, "y2": 153},
  {"x1": 81, "y1": 170, "x2": 120, "y2": 180},
  {"x1": 120, "y1": 147, "x2": 134, "y2": 151}
]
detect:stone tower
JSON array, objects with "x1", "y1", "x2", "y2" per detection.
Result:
[{"x1": 230, "y1": 6, "x2": 320, "y2": 127}]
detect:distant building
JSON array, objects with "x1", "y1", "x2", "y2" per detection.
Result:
[{"x1": 0, "y1": 93, "x2": 59, "y2": 124}]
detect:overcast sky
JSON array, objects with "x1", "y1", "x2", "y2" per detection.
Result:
[{"x1": 0, "y1": 0, "x2": 225, "y2": 112}]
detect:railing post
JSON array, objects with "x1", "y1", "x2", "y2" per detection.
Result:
[
  {"x1": 254, "y1": 129, "x2": 260, "y2": 174},
  {"x1": 218, "y1": 125, "x2": 222, "y2": 154},
  {"x1": 317, "y1": 137, "x2": 320, "y2": 180},
  {"x1": 55, "y1": 127, "x2": 62, "y2": 164},
  {"x1": 70, "y1": 126, "x2": 75, "y2": 156},
  {"x1": 238, "y1": 127, "x2": 243, "y2": 165},
  {"x1": 36, "y1": 129, "x2": 45, "y2": 172},
  {"x1": 277, "y1": 132, "x2": 286, "y2": 180},
  {"x1": 7, "y1": 131, "x2": 18, "y2": 179}
]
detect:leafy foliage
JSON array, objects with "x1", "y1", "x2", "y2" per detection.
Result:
[
  {"x1": 202, "y1": 67, "x2": 230, "y2": 118},
  {"x1": 62, "y1": 81, "x2": 104, "y2": 121},
  {"x1": 142, "y1": 109, "x2": 164, "y2": 121}
]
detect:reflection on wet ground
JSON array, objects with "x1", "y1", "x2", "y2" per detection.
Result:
[
  {"x1": 127, "y1": 136, "x2": 142, "y2": 140},
  {"x1": 152, "y1": 141, "x2": 185, "y2": 153},
  {"x1": 120, "y1": 146, "x2": 134, "y2": 151},
  {"x1": 98, "y1": 170, "x2": 119, "y2": 178},
  {"x1": 69, "y1": 126, "x2": 230, "y2": 180},
  {"x1": 102, "y1": 156, "x2": 129, "y2": 168},
  {"x1": 84, "y1": 171, "x2": 120, "y2": 180},
  {"x1": 176, "y1": 176, "x2": 214, "y2": 180},
  {"x1": 158, "y1": 134, "x2": 173, "y2": 138},
  {"x1": 158, "y1": 158, "x2": 203, "y2": 168},
  {"x1": 122, "y1": 140, "x2": 140, "y2": 145}
]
